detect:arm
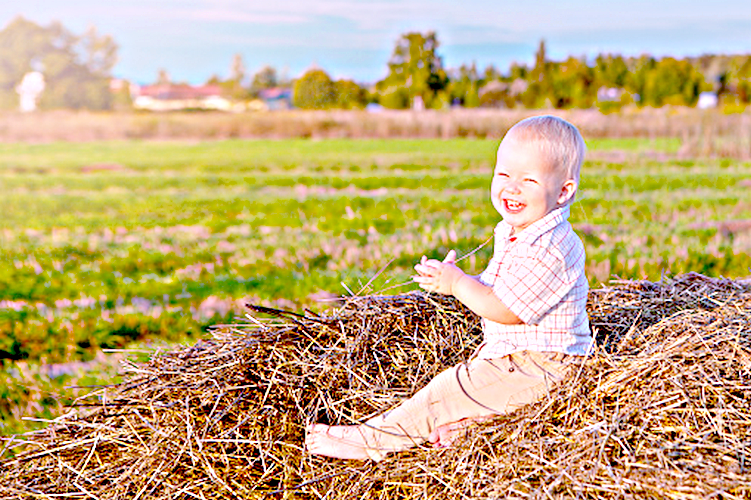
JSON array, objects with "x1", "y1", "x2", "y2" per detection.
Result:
[
  {"x1": 450, "y1": 273, "x2": 522, "y2": 324},
  {"x1": 414, "y1": 252, "x2": 522, "y2": 325}
]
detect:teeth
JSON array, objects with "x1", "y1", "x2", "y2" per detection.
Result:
[{"x1": 506, "y1": 200, "x2": 522, "y2": 210}]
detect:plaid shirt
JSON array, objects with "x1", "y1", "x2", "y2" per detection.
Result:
[{"x1": 476, "y1": 205, "x2": 592, "y2": 359}]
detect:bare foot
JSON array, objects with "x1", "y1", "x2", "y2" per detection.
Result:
[
  {"x1": 305, "y1": 424, "x2": 372, "y2": 460},
  {"x1": 428, "y1": 416, "x2": 493, "y2": 448}
]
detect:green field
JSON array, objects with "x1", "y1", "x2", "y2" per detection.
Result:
[{"x1": 1, "y1": 137, "x2": 750, "y2": 435}]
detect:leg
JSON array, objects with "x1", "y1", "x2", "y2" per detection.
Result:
[
  {"x1": 306, "y1": 364, "x2": 471, "y2": 462},
  {"x1": 427, "y1": 351, "x2": 574, "y2": 447},
  {"x1": 306, "y1": 351, "x2": 572, "y2": 461}
]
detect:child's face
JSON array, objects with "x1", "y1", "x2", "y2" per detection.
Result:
[{"x1": 490, "y1": 131, "x2": 576, "y2": 232}]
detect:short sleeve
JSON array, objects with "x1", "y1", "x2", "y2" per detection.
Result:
[{"x1": 490, "y1": 248, "x2": 574, "y2": 325}]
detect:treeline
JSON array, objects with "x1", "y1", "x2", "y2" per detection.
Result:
[
  {"x1": 291, "y1": 33, "x2": 751, "y2": 111},
  {"x1": 2, "y1": 16, "x2": 751, "y2": 112}
]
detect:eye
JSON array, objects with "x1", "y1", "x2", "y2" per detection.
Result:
[
  {"x1": 524, "y1": 177, "x2": 538, "y2": 184},
  {"x1": 496, "y1": 171, "x2": 509, "y2": 177}
]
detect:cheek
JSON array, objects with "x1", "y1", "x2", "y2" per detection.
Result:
[
  {"x1": 490, "y1": 182, "x2": 503, "y2": 210},
  {"x1": 491, "y1": 177, "x2": 505, "y2": 194},
  {"x1": 545, "y1": 186, "x2": 562, "y2": 204},
  {"x1": 490, "y1": 179, "x2": 499, "y2": 196}
]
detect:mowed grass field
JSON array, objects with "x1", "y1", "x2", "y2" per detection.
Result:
[{"x1": 1, "y1": 137, "x2": 750, "y2": 435}]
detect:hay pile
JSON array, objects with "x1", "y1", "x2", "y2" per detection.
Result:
[{"x1": 1, "y1": 272, "x2": 750, "y2": 499}]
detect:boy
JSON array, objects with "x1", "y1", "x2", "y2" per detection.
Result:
[{"x1": 306, "y1": 115, "x2": 592, "y2": 461}]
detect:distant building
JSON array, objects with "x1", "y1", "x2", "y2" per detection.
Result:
[
  {"x1": 509, "y1": 79, "x2": 528, "y2": 97},
  {"x1": 412, "y1": 95, "x2": 425, "y2": 111},
  {"x1": 109, "y1": 78, "x2": 138, "y2": 96},
  {"x1": 16, "y1": 71, "x2": 45, "y2": 112},
  {"x1": 133, "y1": 84, "x2": 233, "y2": 111},
  {"x1": 597, "y1": 87, "x2": 624, "y2": 102},
  {"x1": 258, "y1": 87, "x2": 293, "y2": 110},
  {"x1": 697, "y1": 91, "x2": 719, "y2": 109},
  {"x1": 479, "y1": 80, "x2": 507, "y2": 95},
  {"x1": 478, "y1": 81, "x2": 509, "y2": 108}
]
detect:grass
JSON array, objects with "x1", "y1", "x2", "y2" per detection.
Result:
[{"x1": 1, "y1": 136, "x2": 750, "y2": 436}]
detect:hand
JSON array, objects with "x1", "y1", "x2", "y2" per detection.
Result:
[
  {"x1": 414, "y1": 250, "x2": 455, "y2": 276},
  {"x1": 413, "y1": 250, "x2": 463, "y2": 295}
]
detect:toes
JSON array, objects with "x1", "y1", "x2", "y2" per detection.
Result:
[
  {"x1": 427, "y1": 429, "x2": 438, "y2": 444},
  {"x1": 307, "y1": 423, "x2": 329, "y2": 435}
]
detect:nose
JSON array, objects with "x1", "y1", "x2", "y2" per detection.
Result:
[{"x1": 504, "y1": 180, "x2": 521, "y2": 194}]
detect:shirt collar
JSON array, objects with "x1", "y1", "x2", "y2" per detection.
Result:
[{"x1": 496, "y1": 205, "x2": 570, "y2": 244}]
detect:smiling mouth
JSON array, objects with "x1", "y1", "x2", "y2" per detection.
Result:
[{"x1": 504, "y1": 199, "x2": 525, "y2": 213}]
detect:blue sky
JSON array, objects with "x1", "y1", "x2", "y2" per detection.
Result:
[{"x1": 2, "y1": 1, "x2": 751, "y2": 85}]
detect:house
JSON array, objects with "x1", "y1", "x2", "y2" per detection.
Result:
[
  {"x1": 597, "y1": 87, "x2": 624, "y2": 102},
  {"x1": 697, "y1": 91, "x2": 719, "y2": 109},
  {"x1": 133, "y1": 84, "x2": 234, "y2": 111},
  {"x1": 258, "y1": 87, "x2": 293, "y2": 110},
  {"x1": 478, "y1": 80, "x2": 508, "y2": 107},
  {"x1": 508, "y1": 78, "x2": 528, "y2": 97}
]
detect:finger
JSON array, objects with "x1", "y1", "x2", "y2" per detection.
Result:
[
  {"x1": 443, "y1": 250, "x2": 457, "y2": 263},
  {"x1": 412, "y1": 275, "x2": 432, "y2": 284},
  {"x1": 421, "y1": 255, "x2": 427, "y2": 265},
  {"x1": 414, "y1": 264, "x2": 433, "y2": 276}
]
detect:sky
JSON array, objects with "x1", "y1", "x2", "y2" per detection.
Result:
[{"x1": 2, "y1": 1, "x2": 751, "y2": 85}]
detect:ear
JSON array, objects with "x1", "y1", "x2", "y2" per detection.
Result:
[{"x1": 557, "y1": 179, "x2": 577, "y2": 205}]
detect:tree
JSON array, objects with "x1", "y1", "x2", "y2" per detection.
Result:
[
  {"x1": 250, "y1": 65, "x2": 278, "y2": 96},
  {"x1": 0, "y1": 16, "x2": 118, "y2": 110},
  {"x1": 292, "y1": 68, "x2": 336, "y2": 109},
  {"x1": 523, "y1": 39, "x2": 553, "y2": 107},
  {"x1": 533, "y1": 39, "x2": 548, "y2": 80},
  {"x1": 217, "y1": 53, "x2": 249, "y2": 100},
  {"x1": 448, "y1": 63, "x2": 480, "y2": 107},
  {"x1": 483, "y1": 64, "x2": 502, "y2": 82},
  {"x1": 334, "y1": 79, "x2": 367, "y2": 109},
  {"x1": 78, "y1": 26, "x2": 117, "y2": 77},
  {"x1": 595, "y1": 54, "x2": 629, "y2": 88},
  {"x1": 637, "y1": 57, "x2": 704, "y2": 107},
  {"x1": 548, "y1": 56, "x2": 595, "y2": 108},
  {"x1": 625, "y1": 55, "x2": 655, "y2": 105},
  {"x1": 732, "y1": 56, "x2": 751, "y2": 103},
  {"x1": 376, "y1": 31, "x2": 448, "y2": 109},
  {"x1": 230, "y1": 54, "x2": 246, "y2": 84}
]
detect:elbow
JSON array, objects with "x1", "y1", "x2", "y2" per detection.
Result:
[
  {"x1": 496, "y1": 313, "x2": 523, "y2": 325},
  {"x1": 506, "y1": 314, "x2": 524, "y2": 325}
]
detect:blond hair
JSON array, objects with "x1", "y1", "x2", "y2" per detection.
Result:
[{"x1": 507, "y1": 115, "x2": 586, "y2": 184}]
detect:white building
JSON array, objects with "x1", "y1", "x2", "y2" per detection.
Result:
[
  {"x1": 697, "y1": 92, "x2": 719, "y2": 109},
  {"x1": 16, "y1": 71, "x2": 45, "y2": 112},
  {"x1": 132, "y1": 84, "x2": 234, "y2": 111}
]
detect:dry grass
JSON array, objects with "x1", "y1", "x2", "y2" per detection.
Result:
[
  {"x1": 2, "y1": 108, "x2": 751, "y2": 157},
  {"x1": 1, "y1": 272, "x2": 750, "y2": 499}
]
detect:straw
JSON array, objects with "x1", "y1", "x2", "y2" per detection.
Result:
[{"x1": 1, "y1": 272, "x2": 749, "y2": 499}]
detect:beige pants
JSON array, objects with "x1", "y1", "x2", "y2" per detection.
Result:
[{"x1": 359, "y1": 350, "x2": 574, "y2": 461}]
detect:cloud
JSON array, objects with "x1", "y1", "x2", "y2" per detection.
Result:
[{"x1": 7, "y1": 0, "x2": 751, "y2": 85}]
